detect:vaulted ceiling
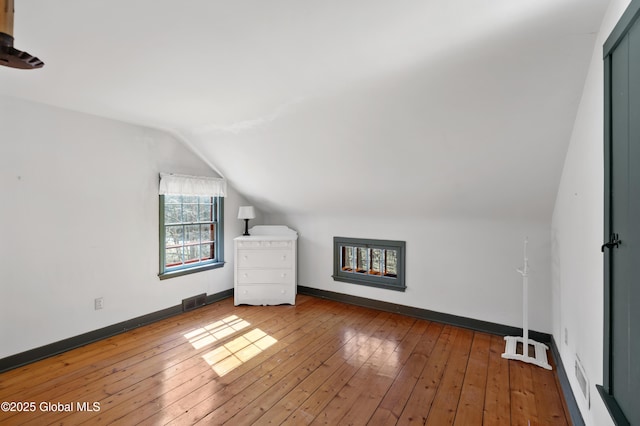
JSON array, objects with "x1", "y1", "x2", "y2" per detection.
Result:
[{"x1": 1, "y1": 0, "x2": 610, "y2": 220}]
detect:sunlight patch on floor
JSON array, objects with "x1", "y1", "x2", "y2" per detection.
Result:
[
  {"x1": 184, "y1": 315, "x2": 278, "y2": 376},
  {"x1": 203, "y1": 328, "x2": 278, "y2": 376},
  {"x1": 184, "y1": 315, "x2": 251, "y2": 350}
]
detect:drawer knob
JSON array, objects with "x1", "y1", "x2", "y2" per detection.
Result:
[
  {"x1": 281, "y1": 255, "x2": 287, "y2": 261},
  {"x1": 243, "y1": 273, "x2": 248, "y2": 278},
  {"x1": 281, "y1": 273, "x2": 286, "y2": 278}
]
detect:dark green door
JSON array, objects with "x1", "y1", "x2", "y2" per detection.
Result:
[{"x1": 600, "y1": 2, "x2": 640, "y2": 425}]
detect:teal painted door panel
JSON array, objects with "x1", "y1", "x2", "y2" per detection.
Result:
[{"x1": 608, "y1": 14, "x2": 640, "y2": 425}]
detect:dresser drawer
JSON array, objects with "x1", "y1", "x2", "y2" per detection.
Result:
[
  {"x1": 236, "y1": 240, "x2": 293, "y2": 249},
  {"x1": 235, "y1": 284, "x2": 295, "y2": 305},
  {"x1": 237, "y1": 250, "x2": 293, "y2": 268},
  {"x1": 237, "y1": 269, "x2": 294, "y2": 284}
]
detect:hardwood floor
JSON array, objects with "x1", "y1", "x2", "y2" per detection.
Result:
[{"x1": 0, "y1": 295, "x2": 570, "y2": 425}]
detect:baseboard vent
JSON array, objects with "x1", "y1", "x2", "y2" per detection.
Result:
[
  {"x1": 182, "y1": 293, "x2": 207, "y2": 312},
  {"x1": 575, "y1": 355, "x2": 590, "y2": 407}
]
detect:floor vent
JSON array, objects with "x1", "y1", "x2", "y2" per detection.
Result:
[
  {"x1": 575, "y1": 356, "x2": 590, "y2": 407},
  {"x1": 182, "y1": 293, "x2": 207, "y2": 312}
]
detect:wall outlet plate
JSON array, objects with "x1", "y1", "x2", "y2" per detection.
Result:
[{"x1": 94, "y1": 297, "x2": 104, "y2": 310}]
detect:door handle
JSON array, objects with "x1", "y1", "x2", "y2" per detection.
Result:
[{"x1": 601, "y1": 233, "x2": 621, "y2": 252}]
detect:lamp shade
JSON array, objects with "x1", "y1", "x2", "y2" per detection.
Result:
[{"x1": 237, "y1": 206, "x2": 256, "y2": 220}]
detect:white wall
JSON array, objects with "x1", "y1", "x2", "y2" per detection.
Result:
[
  {"x1": 0, "y1": 97, "x2": 251, "y2": 359},
  {"x1": 552, "y1": 0, "x2": 631, "y2": 424},
  {"x1": 266, "y1": 213, "x2": 552, "y2": 333}
]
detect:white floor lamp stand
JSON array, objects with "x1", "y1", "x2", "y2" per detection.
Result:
[{"x1": 502, "y1": 238, "x2": 552, "y2": 370}]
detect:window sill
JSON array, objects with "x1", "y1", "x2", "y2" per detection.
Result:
[
  {"x1": 596, "y1": 385, "x2": 630, "y2": 425},
  {"x1": 332, "y1": 275, "x2": 406, "y2": 292},
  {"x1": 159, "y1": 261, "x2": 225, "y2": 280}
]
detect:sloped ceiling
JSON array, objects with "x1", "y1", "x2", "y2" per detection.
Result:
[{"x1": 1, "y1": 0, "x2": 609, "y2": 220}]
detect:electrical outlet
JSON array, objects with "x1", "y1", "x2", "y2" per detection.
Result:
[
  {"x1": 565, "y1": 328, "x2": 568, "y2": 345},
  {"x1": 94, "y1": 297, "x2": 104, "y2": 310}
]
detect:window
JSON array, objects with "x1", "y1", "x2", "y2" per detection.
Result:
[
  {"x1": 332, "y1": 237, "x2": 405, "y2": 291},
  {"x1": 158, "y1": 173, "x2": 226, "y2": 279}
]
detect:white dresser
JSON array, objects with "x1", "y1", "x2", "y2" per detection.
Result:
[{"x1": 234, "y1": 225, "x2": 298, "y2": 306}]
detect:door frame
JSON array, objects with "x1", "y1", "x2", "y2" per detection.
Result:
[{"x1": 598, "y1": 1, "x2": 640, "y2": 424}]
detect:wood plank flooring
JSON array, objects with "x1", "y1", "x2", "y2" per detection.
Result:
[{"x1": 0, "y1": 295, "x2": 571, "y2": 425}]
